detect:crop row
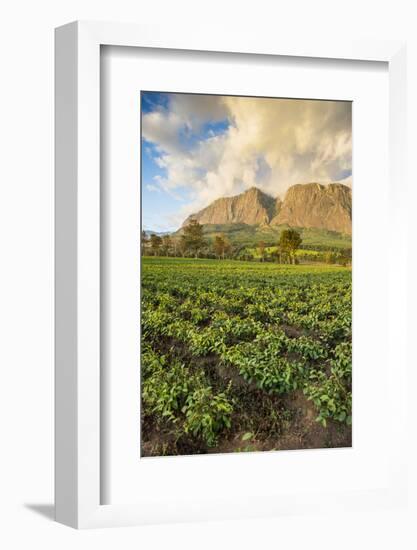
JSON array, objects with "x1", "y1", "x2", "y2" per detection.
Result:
[{"x1": 141, "y1": 258, "x2": 352, "y2": 452}]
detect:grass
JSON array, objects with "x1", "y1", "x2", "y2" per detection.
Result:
[
  {"x1": 187, "y1": 223, "x2": 352, "y2": 250},
  {"x1": 247, "y1": 246, "x2": 321, "y2": 258},
  {"x1": 142, "y1": 256, "x2": 349, "y2": 272}
]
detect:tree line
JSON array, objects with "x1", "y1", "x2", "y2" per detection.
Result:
[
  {"x1": 142, "y1": 220, "x2": 351, "y2": 265},
  {"x1": 142, "y1": 220, "x2": 237, "y2": 260}
]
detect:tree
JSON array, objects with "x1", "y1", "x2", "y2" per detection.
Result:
[
  {"x1": 324, "y1": 251, "x2": 336, "y2": 265},
  {"x1": 161, "y1": 235, "x2": 172, "y2": 256},
  {"x1": 213, "y1": 234, "x2": 231, "y2": 259},
  {"x1": 150, "y1": 233, "x2": 162, "y2": 256},
  {"x1": 213, "y1": 235, "x2": 225, "y2": 259},
  {"x1": 141, "y1": 230, "x2": 148, "y2": 255},
  {"x1": 222, "y1": 236, "x2": 231, "y2": 259},
  {"x1": 339, "y1": 248, "x2": 352, "y2": 267},
  {"x1": 170, "y1": 236, "x2": 180, "y2": 257},
  {"x1": 181, "y1": 219, "x2": 205, "y2": 258},
  {"x1": 257, "y1": 241, "x2": 266, "y2": 262},
  {"x1": 278, "y1": 229, "x2": 302, "y2": 264},
  {"x1": 178, "y1": 237, "x2": 187, "y2": 257}
]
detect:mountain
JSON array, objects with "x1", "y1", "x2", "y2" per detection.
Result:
[
  {"x1": 182, "y1": 187, "x2": 276, "y2": 227},
  {"x1": 270, "y1": 183, "x2": 352, "y2": 234},
  {"x1": 183, "y1": 183, "x2": 351, "y2": 235},
  {"x1": 143, "y1": 229, "x2": 171, "y2": 237}
]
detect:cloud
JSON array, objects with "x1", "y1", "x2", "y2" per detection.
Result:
[
  {"x1": 142, "y1": 110, "x2": 183, "y2": 154},
  {"x1": 169, "y1": 93, "x2": 229, "y2": 131},
  {"x1": 146, "y1": 184, "x2": 161, "y2": 193},
  {"x1": 142, "y1": 94, "x2": 352, "y2": 227}
]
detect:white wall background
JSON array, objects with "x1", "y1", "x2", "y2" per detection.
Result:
[{"x1": 0, "y1": 0, "x2": 416, "y2": 548}]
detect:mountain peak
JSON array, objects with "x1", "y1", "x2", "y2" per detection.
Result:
[
  {"x1": 183, "y1": 186, "x2": 275, "y2": 227},
  {"x1": 270, "y1": 182, "x2": 351, "y2": 233},
  {"x1": 244, "y1": 186, "x2": 262, "y2": 194},
  {"x1": 183, "y1": 183, "x2": 351, "y2": 234}
]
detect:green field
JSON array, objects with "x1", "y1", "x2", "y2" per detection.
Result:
[
  {"x1": 141, "y1": 257, "x2": 352, "y2": 456},
  {"x1": 179, "y1": 223, "x2": 352, "y2": 250},
  {"x1": 247, "y1": 246, "x2": 321, "y2": 259}
]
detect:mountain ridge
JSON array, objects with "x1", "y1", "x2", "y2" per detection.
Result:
[{"x1": 183, "y1": 183, "x2": 352, "y2": 235}]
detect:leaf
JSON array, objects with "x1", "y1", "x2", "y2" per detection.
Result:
[
  {"x1": 242, "y1": 432, "x2": 253, "y2": 441},
  {"x1": 338, "y1": 411, "x2": 347, "y2": 422}
]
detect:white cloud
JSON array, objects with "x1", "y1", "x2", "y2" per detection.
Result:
[
  {"x1": 146, "y1": 184, "x2": 161, "y2": 193},
  {"x1": 170, "y1": 93, "x2": 229, "y2": 131},
  {"x1": 142, "y1": 110, "x2": 183, "y2": 154},
  {"x1": 142, "y1": 94, "x2": 352, "y2": 227}
]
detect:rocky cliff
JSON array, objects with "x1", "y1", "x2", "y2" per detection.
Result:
[
  {"x1": 270, "y1": 183, "x2": 352, "y2": 234},
  {"x1": 183, "y1": 182, "x2": 352, "y2": 235},
  {"x1": 182, "y1": 187, "x2": 276, "y2": 226}
]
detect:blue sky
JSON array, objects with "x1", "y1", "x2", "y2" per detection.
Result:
[
  {"x1": 141, "y1": 92, "x2": 231, "y2": 231},
  {"x1": 141, "y1": 135, "x2": 191, "y2": 231},
  {"x1": 141, "y1": 92, "x2": 352, "y2": 232}
]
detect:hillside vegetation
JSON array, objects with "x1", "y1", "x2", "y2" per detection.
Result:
[{"x1": 197, "y1": 223, "x2": 351, "y2": 250}]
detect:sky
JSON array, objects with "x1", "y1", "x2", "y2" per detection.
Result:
[{"x1": 141, "y1": 92, "x2": 352, "y2": 232}]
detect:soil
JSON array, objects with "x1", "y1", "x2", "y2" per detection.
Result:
[
  {"x1": 141, "y1": 388, "x2": 351, "y2": 457},
  {"x1": 141, "y1": 334, "x2": 351, "y2": 458}
]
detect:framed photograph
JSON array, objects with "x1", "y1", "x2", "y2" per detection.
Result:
[
  {"x1": 55, "y1": 21, "x2": 407, "y2": 528},
  {"x1": 140, "y1": 91, "x2": 353, "y2": 458}
]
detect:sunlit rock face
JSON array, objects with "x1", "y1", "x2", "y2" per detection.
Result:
[
  {"x1": 270, "y1": 183, "x2": 352, "y2": 235},
  {"x1": 182, "y1": 187, "x2": 276, "y2": 227},
  {"x1": 183, "y1": 183, "x2": 352, "y2": 235}
]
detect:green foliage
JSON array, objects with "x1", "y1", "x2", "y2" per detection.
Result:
[
  {"x1": 221, "y1": 332, "x2": 306, "y2": 394},
  {"x1": 303, "y1": 342, "x2": 352, "y2": 426},
  {"x1": 152, "y1": 223, "x2": 351, "y2": 263},
  {"x1": 142, "y1": 348, "x2": 194, "y2": 422},
  {"x1": 212, "y1": 234, "x2": 231, "y2": 259},
  {"x1": 278, "y1": 229, "x2": 302, "y2": 263},
  {"x1": 142, "y1": 347, "x2": 234, "y2": 447},
  {"x1": 193, "y1": 223, "x2": 351, "y2": 250},
  {"x1": 257, "y1": 240, "x2": 267, "y2": 261},
  {"x1": 183, "y1": 384, "x2": 234, "y2": 446},
  {"x1": 150, "y1": 233, "x2": 162, "y2": 255},
  {"x1": 181, "y1": 219, "x2": 205, "y2": 257},
  {"x1": 141, "y1": 257, "x2": 352, "y2": 453}
]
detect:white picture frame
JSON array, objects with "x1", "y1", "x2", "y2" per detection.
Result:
[{"x1": 55, "y1": 20, "x2": 407, "y2": 529}]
